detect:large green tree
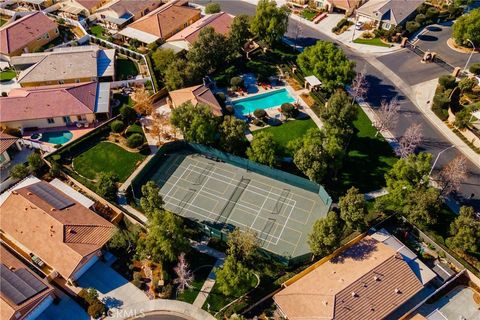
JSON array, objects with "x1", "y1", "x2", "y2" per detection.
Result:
[
  {"x1": 96, "y1": 172, "x2": 118, "y2": 202},
  {"x1": 246, "y1": 131, "x2": 278, "y2": 166},
  {"x1": 447, "y1": 206, "x2": 480, "y2": 253},
  {"x1": 187, "y1": 27, "x2": 230, "y2": 75},
  {"x1": 219, "y1": 116, "x2": 248, "y2": 155},
  {"x1": 452, "y1": 8, "x2": 480, "y2": 46},
  {"x1": 137, "y1": 210, "x2": 188, "y2": 263},
  {"x1": 227, "y1": 228, "x2": 259, "y2": 264},
  {"x1": 339, "y1": 187, "x2": 367, "y2": 231},
  {"x1": 170, "y1": 102, "x2": 218, "y2": 144},
  {"x1": 297, "y1": 40, "x2": 355, "y2": 92},
  {"x1": 320, "y1": 90, "x2": 357, "y2": 137},
  {"x1": 250, "y1": 0, "x2": 290, "y2": 47},
  {"x1": 229, "y1": 14, "x2": 252, "y2": 52},
  {"x1": 164, "y1": 58, "x2": 199, "y2": 91},
  {"x1": 140, "y1": 181, "x2": 164, "y2": 218},
  {"x1": 308, "y1": 211, "x2": 343, "y2": 257},
  {"x1": 403, "y1": 187, "x2": 441, "y2": 226},
  {"x1": 151, "y1": 48, "x2": 176, "y2": 76},
  {"x1": 215, "y1": 255, "x2": 255, "y2": 297}
]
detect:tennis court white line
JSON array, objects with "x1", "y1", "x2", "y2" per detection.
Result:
[
  {"x1": 275, "y1": 201, "x2": 295, "y2": 247},
  {"x1": 250, "y1": 185, "x2": 273, "y2": 229}
]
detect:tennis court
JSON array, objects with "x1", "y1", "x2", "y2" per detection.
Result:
[{"x1": 147, "y1": 151, "x2": 330, "y2": 260}]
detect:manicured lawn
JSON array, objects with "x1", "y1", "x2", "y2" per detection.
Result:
[
  {"x1": 252, "y1": 118, "x2": 319, "y2": 156},
  {"x1": 116, "y1": 57, "x2": 139, "y2": 80},
  {"x1": 300, "y1": 9, "x2": 318, "y2": 21},
  {"x1": 0, "y1": 19, "x2": 8, "y2": 27},
  {"x1": 177, "y1": 266, "x2": 213, "y2": 304},
  {"x1": 73, "y1": 141, "x2": 146, "y2": 182},
  {"x1": 90, "y1": 25, "x2": 106, "y2": 39},
  {"x1": 0, "y1": 70, "x2": 16, "y2": 81},
  {"x1": 353, "y1": 37, "x2": 392, "y2": 47},
  {"x1": 334, "y1": 106, "x2": 397, "y2": 194}
]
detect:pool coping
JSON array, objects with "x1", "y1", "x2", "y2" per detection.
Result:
[{"x1": 229, "y1": 87, "x2": 298, "y2": 117}]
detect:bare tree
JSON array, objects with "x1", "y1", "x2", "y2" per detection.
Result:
[
  {"x1": 374, "y1": 97, "x2": 400, "y2": 137},
  {"x1": 437, "y1": 155, "x2": 468, "y2": 196},
  {"x1": 350, "y1": 67, "x2": 369, "y2": 105},
  {"x1": 173, "y1": 252, "x2": 194, "y2": 293},
  {"x1": 142, "y1": 260, "x2": 155, "y2": 299},
  {"x1": 132, "y1": 88, "x2": 153, "y2": 115},
  {"x1": 395, "y1": 123, "x2": 423, "y2": 158}
]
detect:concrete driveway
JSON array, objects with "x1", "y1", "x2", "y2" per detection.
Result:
[{"x1": 77, "y1": 259, "x2": 148, "y2": 310}]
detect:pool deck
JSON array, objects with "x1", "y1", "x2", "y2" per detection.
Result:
[{"x1": 22, "y1": 125, "x2": 100, "y2": 149}]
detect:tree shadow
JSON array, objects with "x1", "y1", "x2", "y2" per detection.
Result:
[
  {"x1": 365, "y1": 74, "x2": 404, "y2": 107},
  {"x1": 102, "y1": 296, "x2": 123, "y2": 309},
  {"x1": 418, "y1": 35, "x2": 438, "y2": 42},
  {"x1": 331, "y1": 238, "x2": 379, "y2": 264},
  {"x1": 426, "y1": 26, "x2": 442, "y2": 32}
]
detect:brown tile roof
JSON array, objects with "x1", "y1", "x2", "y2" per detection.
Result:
[
  {"x1": 0, "y1": 12, "x2": 58, "y2": 55},
  {"x1": 0, "y1": 132, "x2": 19, "y2": 154},
  {"x1": 128, "y1": 2, "x2": 200, "y2": 39},
  {"x1": 329, "y1": 0, "x2": 363, "y2": 10},
  {"x1": 0, "y1": 82, "x2": 97, "y2": 123},
  {"x1": 169, "y1": 85, "x2": 223, "y2": 116},
  {"x1": 0, "y1": 181, "x2": 115, "y2": 280},
  {"x1": 0, "y1": 244, "x2": 55, "y2": 320},
  {"x1": 274, "y1": 237, "x2": 425, "y2": 320},
  {"x1": 107, "y1": 0, "x2": 161, "y2": 16},
  {"x1": 167, "y1": 12, "x2": 233, "y2": 45},
  {"x1": 74, "y1": 0, "x2": 104, "y2": 11}
]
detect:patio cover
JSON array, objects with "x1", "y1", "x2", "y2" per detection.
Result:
[
  {"x1": 59, "y1": 5, "x2": 84, "y2": 15},
  {"x1": 103, "y1": 14, "x2": 131, "y2": 26},
  {"x1": 304, "y1": 75, "x2": 322, "y2": 87},
  {"x1": 160, "y1": 41, "x2": 188, "y2": 54},
  {"x1": 95, "y1": 82, "x2": 111, "y2": 114},
  {"x1": 97, "y1": 49, "x2": 115, "y2": 78},
  {"x1": 49, "y1": 178, "x2": 95, "y2": 208},
  {"x1": 20, "y1": 0, "x2": 45, "y2": 5},
  {"x1": 118, "y1": 27, "x2": 159, "y2": 44}
]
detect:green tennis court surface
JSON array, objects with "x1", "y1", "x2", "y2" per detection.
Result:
[{"x1": 148, "y1": 151, "x2": 330, "y2": 260}]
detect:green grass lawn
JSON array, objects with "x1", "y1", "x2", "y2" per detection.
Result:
[
  {"x1": 353, "y1": 37, "x2": 392, "y2": 47},
  {"x1": 0, "y1": 18, "x2": 8, "y2": 27},
  {"x1": 116, "y1": 57, "x2": 139, "y2": 81},
  {"x1": 252, "y1": 118, "x2": 319, "y2": 156},
  {"x1": 333, "y1": 106, "x2": 397, "y2": 195},
  {"x1": 300, "y1": 9, "x2": 318, "y2": 21},
  {"x1": 0, "y1": 70, "x2": 16, "y2": 82},
  {"x1": 90, "y1": 25, "x2": 106, "y2": 39},
  {"x1": 73, "y1": 141, "x2": 146, "y2": 182}
]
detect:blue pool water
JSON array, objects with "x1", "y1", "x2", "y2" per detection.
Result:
[
  {"x1": 40, "y1": 130, "x2": 73, "y2": 144},
  {"x1": 233, "y1": 88, "x2": 295, "y2": 115}
]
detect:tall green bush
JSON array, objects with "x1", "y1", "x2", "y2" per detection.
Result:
[
  {"x1": 469, "y1": 63, "x2": 480, "y2": 75},
  {"x1": 438, "y1": 75, "x2": 457, "y2": 89},
  {"x1": 111, "y1": 120, "x2": 125, "y2": 133},
  {"x1": 127, "y1": 133, "x2": 144, "y2": 148}
]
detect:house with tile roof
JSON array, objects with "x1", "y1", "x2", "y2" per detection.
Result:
[
  {"x1": 165, "y1": 12, "x2": 234, "y2": 52},
  {"x1": 0, "y1": 82, "x2": 111, "y2": 132},
  {"x1": 11, "y1": 46, "x2": 116, "y2": 87},
  {"x1": 118, "y1": 0, "x2": 201, "y2": 45},
  {"x1": 57, "y1": 0, "x2": 112, "y2": 19},
  {"x1": 0, "y1": 180, "x2": 115, "y2": 282},
  {"x1": 0, "y1": 243, "x2": 56, "y2": 320},
  {"x1": 315, "y1": 0, "x2": 365, "y2": 16},
  {"x1": 356, "y1": 0, "x2": 424, "y2": 30},
  {"x1": 273, "y1": 229, "x2": 436, "y2": 320},
  {"x1": 0, "y1": 12, "x2": 59, "y2": 61},
  {"x1": 168, "y1": 84, "x2": 223, "y2": 117},
  {"x1": 95, "y1": 0, "x2": 162, "y2": 31},
  {"x1": 0, "y1": 132, "x2": 22, "y2": 169}
]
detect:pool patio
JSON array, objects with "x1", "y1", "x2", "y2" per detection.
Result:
[{"x1": 22, "y1": 124, "x2": 103, "y2": 150}]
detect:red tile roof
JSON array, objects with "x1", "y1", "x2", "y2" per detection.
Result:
[
  {"x1": 169, "y1": 85, "x2": 223, "y2": 116},
  {"x1": 0, "y1": 132, "x2": 19, "y2": 154},
  {"x1": 0, "y1": 181, "x2": 115, "y2": 280},
  {"x1": 167, "y1": 12, "x2": 233, "y2": 45},
  {"x1": 0, "y1": 12, "x2": 58, "y2": 55},
  {"x1": 0, "y1": 82, "x2": 97, "y2": 123}
]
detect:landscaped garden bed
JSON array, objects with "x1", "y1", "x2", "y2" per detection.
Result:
[
  {"x1": 0, "y1": 69, "x2": 16, "y2": 82},
  {"x1": 353, "y1": 35, "x2": 392, "y2": 47},
  {"x1": 116, "y1": 56, "x2": 139, "y2": 80}
]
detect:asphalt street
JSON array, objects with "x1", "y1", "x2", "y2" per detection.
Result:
[{"x1": 194, "y1": 1, "x2": 480, "y2": 210}]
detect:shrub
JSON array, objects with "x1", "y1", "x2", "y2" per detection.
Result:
[
  {"x1": 225, "y1": 105, "x2": 235, "y2": 115},
  {"x1": 432, "y1": 106, "x2": 449, "y2": 121},
  {"x1": 361, "y1": 31, "x2": 374, "y2": 39},
  {"x1": 120, "y1": 106, "x2": 137, "y2": 123},
  {"x1": 2, "y1": 127, "x2": 21, "y2": 137},
  {"x1": 132, "y1": 279, "x2": 142, "y2": 288},
  {"x1": 433, "y1": 93, "x2": 451, "y2": 110},
  {"x1": 252, "y1": 118, "x2": 264, "y2": 126},
  {"x1": 126, "y1": 133, "x2": 144, "y2": 148},
  {"x1": 458, "y1": 77, "x2": 477, "y2": 92},
  {"x1": 10, "y1": 164, "x2": 29, "y2": 179},
  {"x1": 27, "y1": 152, "x2": 43, "y2": 173},
  {"x1": 1, "y1": 92, "x2": 7, "y2": 97},
  {"x1": 205, "y1": 2, "x2": 221, "y2": 14},
  {"x1": 415, "y1": 14, "x2": 426, "y2": 25},
  {"x1": 87, "y1": 301, "x2": 106, "y2": 319},
  {"x1": 417, "y1": 3, "x2": 428, "y2": 14},
  {"x1": 438, "y1": 75, "x2": 457, "y2": 89},
  {"x1": 426, "y1": 7, "x2": 439, "y2": 21},
  {"x1": 230, "y1": 76, "x2": 244, "y2": 90},
  {"x1": 253, "y1": 109, "x2": 267, "y2": 119},
  {"x1": 280, "y1": 103, "x2": 298, "y2": 118},
  {"x1": 406, "y1": 21, "x2": 421, "y2": 34},
  {"x1": 469, "y1": 63, "x2": 480, "y2": 75},
  {"x1": 110, "y1": 120, "x2": 125, "y2": 133},
  {"x1": 49, "y1": 161, "x2": 62, "y2": 178},
  {"x1": 332, "y1": 18, "x2": 349, "y2": 33}
]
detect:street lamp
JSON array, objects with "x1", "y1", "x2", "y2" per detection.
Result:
[
  {"x1": 463, "y1": 39, "x2": 476, "y2": 73},
  {"x1": 428, "y1": 145, "x2": 455, "y2": 178}
]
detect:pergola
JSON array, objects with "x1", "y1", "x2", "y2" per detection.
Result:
[{"x1": 304, "y1": 75, "x2": 322, "y2": 91}]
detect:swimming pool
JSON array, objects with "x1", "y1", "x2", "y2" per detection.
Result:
[
  {"x1": 233, "y1": 88, "x2": 295, "y2": 115},
  {"x1": 36, "y1": 130, "x2": 73, "y2": 144}
]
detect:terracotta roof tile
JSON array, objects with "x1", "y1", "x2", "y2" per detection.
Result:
[
  {"x1": 0, "y1": 181, "x2": 115, "y2": 279},
  {"x1": 0, "y1": 132, "x2": 19, "y2": 154},
  {"x1": 169, "y1": 85, "x2": 222, "y2": 116},
  {"x1": 0, "y1": 82, "x2": 98, "y2": 123},
  {"x1": 0, "y1": 12, "x2": 58, "y2": 55}
]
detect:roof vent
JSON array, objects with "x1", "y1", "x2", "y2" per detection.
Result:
[
  {"x1": 322, "y1": 300, "x2": 328, "y2": 306},
  {"x1": 27, "y1": 192, "x2": 33, "y2": 195},
  {"x1": 12, "y1": 191, "x2": 18, "y2": 195},
  {"x1": 395, "y1": 288, "x2": 401, "y2": 294},
  {"x1": 374, "y1": 276, "x2": 380, "y2": 281},
  {"x1": 351, "y1": 292, "x2": 357, "y2": 298},
  {"x1": 50, "y1": 208, "x2": 56, "y2": 211}
]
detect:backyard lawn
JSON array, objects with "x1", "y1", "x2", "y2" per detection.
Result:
[
  {"x1": 0, "y1": 69, "x2": 16, "y2": 81},
  {"x1": 353, "y1": 37, "x2": 392, "y2": 47},
  {"x1": 252, "y1": 118, "x2": 318, "y2": 156},
  {"x1": 0, "y1": 18, "x2": 7, "y2": 27},
  {"x1": 334, "y1": 106, "x2": 397, "y2": 194},
  {"x1": 89, "y1": 25, "x2": 107, "y2": 39},
  {"x1": 73, "y1": 141, "x2": 146, "y2": 182},
  {"x1": 116, "y1": 57, "x2": 139, "y2": 80},
  {"x1": 300, "y1": 9, "x2": 318, "y2": 21}
]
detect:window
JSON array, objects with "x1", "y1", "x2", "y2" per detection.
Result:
[
  {"x1": 382, "y1": 23, "x2": 391, "y2": 30},
  {"x1": 77, "y1": 115, "x2": 87, "y2": 121},
  {"x1": 63, "y1": 116, "x2": 71, "y2": 123},
  {"x1": 47, "y1": 118, "x2": 55, "y2": 124},
  {"x1": 58, "y1": 80, "x2": 65, "y2": 84},
  {"x1": 43, "y1": 32, "x2": 50, "y2": 39},
  {"x1": 75, "y1": 79, "x2": 80, "y2": 83}
]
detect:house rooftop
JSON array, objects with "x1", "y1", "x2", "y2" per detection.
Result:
[
  {"x1": 74, "y1": 0, "x2": 105, "y2": 11},
  {"x1": 0, "y1": 243, "x2": 54, "y2": 320},
  {"x1": 0, "y1": 82, "x2": 103, "y2": 123},
  {"x1": 169, "y1": 85, "x2": 223, "y2": 116},
  {"x1": 0, "y1": 12, "x2": 57, "y2": 55},
  {"x1": 0, "y1": 132, "x2": 19, "y2": 154},
  {"x1": 0, "y1": 181, "x2": 115, "y2": 280},
  {"x1": 357, "y1": 0, "x2": 424, "y2": 25},
  {"x1": 106, "y1": 0, "x2": 161, "y2": 16},
  {"x1": 274, "y1": 229, "x2": 435, "y2": 320}
]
